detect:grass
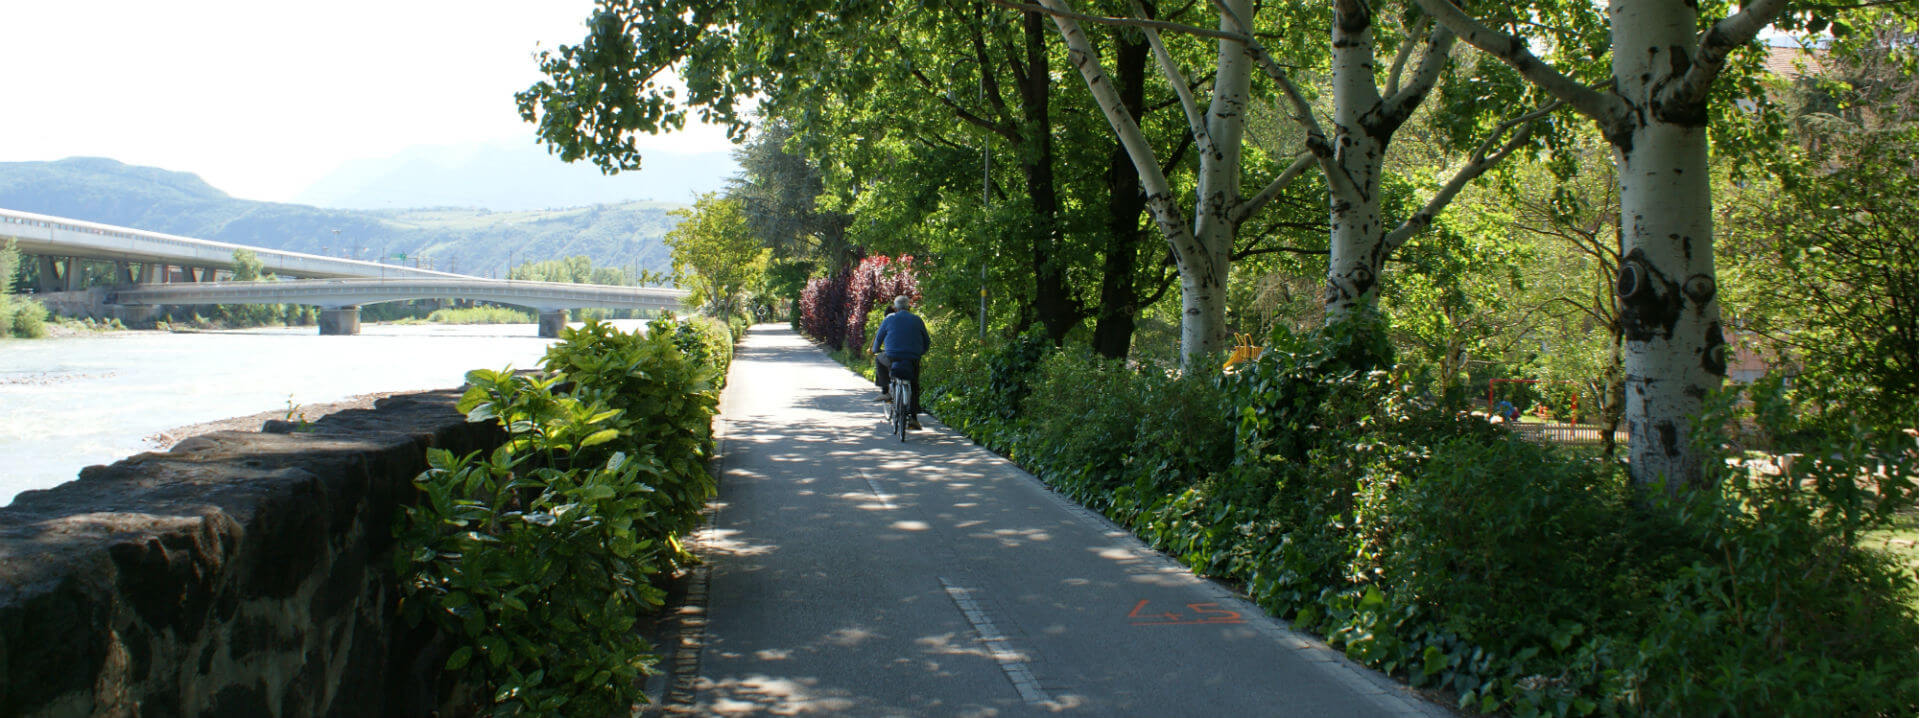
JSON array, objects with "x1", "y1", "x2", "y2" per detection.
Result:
[{"x1": 1862, "y1": 508, "x2": 1920, "y2": 575}]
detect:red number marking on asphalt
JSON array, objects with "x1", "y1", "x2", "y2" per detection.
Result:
[{"x1": 1127, "y1": 600, "x2": 1245, "y2": 626}]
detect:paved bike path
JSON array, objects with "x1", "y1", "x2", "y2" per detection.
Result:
[{"x1": 671, "y1": 325, "x2": 1451, "y2": 717}]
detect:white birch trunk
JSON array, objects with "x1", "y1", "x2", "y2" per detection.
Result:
[
  {"x1": 1184, "y1": 0, "x2": 1254, "y2": 361},
  {"x1": 1041, "y1": 0, "x2": 1247, "y2": 366},
  {"x1": 1323, "y1": 2, "x2": 1389, "y2": 322},
  {"x1": 1611, "y1": 0, "x2": 1726, "y2": 492}
]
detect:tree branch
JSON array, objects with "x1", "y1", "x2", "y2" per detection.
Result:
[
  {"x1": 1378, "y1": 22, "x2": 1456, "y2": 132},
  {"x1": 1386, "y1": 15, "x2": 1432, "y2": 98},
  {"x1": 1385, "y1": 101, "x2": 1560, "y2": 249},
  {"x1": 1036, "y1": 0, "x2": 1195, "y2": 251},
  {"x1": 1412, "y1": 0, "x2": 1627, "y2": 127},
  {"x1": 988, "y1": 0, "x2": 1246, "y2": 41},
  {"x1": 964, "y1": 11, "x2": 1020, "y2": 133},
  {"x1": 1132, "y1": 0, "x2": 1213, "y2": 155},
  {"x1": 1663, "y1": 0, "x2": 1792, "y2": 110},
  {"x1": 1232, "y1": 154, "x2": 1317, "y2": 225},
  {"x1": 908, "y1": 64, "x2": 1015, "y2": 139},
  {"x1": 1207, "y1": 0, "x2": 1334, "y2": 162}
]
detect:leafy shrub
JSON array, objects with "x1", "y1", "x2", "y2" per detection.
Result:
[
  {"x1": 1015, "y1": 348, "x2": 1149, "y2": 509},
  {"x1": 424, "y1": 306, "x2": 536, "y2": 324},
  {"x1": 8, "y1": 297, "x2": 47, "y2": 338},
  {"x1": 841, "y1": 255, "x2": 920, "y2": 357},
  {"x1": 396, "y1": 371, "x2": 662, "y2": 717},
  {"x1": 930, "y1": 317, "x2": 1918, "y2": 718},
  {"x1": 654, "y1": 314, "x2": 735, "y2": 379},
  {"x1": 926, "y1": 328, "x2": 1051, "y2": 452},
  {"x1": 725, "y1": 312, "x2": 750, "y2": 342},
  {"x1": 799, "y1": 270, "x2": 849, "y2": 349},
  {"x1": 397, "y1": 319, "x2": 722, "y2": 716}
]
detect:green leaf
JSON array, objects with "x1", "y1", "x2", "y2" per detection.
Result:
[
  {"x1": 1359, "y1": 585, "x2": 1385, "y2": 611},
  {"x1": 580, "y1": 428, "x2": 621, "y2": 448},
  {"x1": 446, "y1": 646, "x2": 474, "y2": 671},
  {"x1": 466, "y1": 402, "x2": 499, "y2": 424},
  {"x1": 1421, "y1": 645, "x2": 1446, "y2": 677}
]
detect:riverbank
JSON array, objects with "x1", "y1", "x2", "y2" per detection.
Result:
[{"x1": 142, "y1": 389, "x2": 416, "y2": 450}]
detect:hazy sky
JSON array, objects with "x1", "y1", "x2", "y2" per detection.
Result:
[{"x1": 0, "y1": 0, "x2": 736, "y2": 202}]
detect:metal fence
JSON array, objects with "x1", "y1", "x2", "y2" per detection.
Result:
[{"x1": 1508, "y1": 421, "x2": 1628, "y2": 446}]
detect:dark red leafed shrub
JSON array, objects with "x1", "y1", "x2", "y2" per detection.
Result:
[
  {"x1": 843, "y1": 255, "x2": 920, "y2": 357},
  {"x1": 800, "y1": 270, "x2": 850, "y2": 350}
]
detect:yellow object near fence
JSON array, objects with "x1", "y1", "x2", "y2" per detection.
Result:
[{"x1": 1223, "y1": 333, "x2": 1263, "y2": 370}]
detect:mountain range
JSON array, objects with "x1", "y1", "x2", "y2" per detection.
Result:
[{"x1": 0, "y1": 156, "x2": 713, "y2": 277}]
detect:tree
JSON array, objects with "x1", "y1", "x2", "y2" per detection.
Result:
[
  {"x1": 665, "y1": 194, "x2": 769, "y2": 317},
  {"x1": 1502, "y1": 135, "x2": 1628, "y2": 457},
  {"x1": 519, "y1": 0, "x2": 1210, "y2": 357},
  {"x1": 0, "y1": 238, "x2": 18, "y2": 295},
  {"x1": 1415, "y1": 0, "x2": 1812, "y2": 492},
  {"x1": 1721, "y1": 19, "x2": 1918, "y2": 442},
  {"x1": 728, "y1": 119, "x2": 855, "y2": 272},
  {"x1": 1015, "y1": 0, "x2": 1553, "y2": 367}
]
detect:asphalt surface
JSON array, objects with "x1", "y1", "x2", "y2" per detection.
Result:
[{"x1": 667, "y1": 325, "x2": 1453, "y2": 717}]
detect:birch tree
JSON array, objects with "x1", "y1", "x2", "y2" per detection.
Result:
[
  {"x1": 1413, "y1": 0, "x2": 1799, "y2": 492},
  {"x1": 1014, "y1": 0, "x2": 1554, "y2": 365}
]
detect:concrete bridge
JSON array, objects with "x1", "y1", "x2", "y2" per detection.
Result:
[
  {"x1": 2, "y1": 207, "x2": 690, "y2": 336},
  {"x1": 0, "y1": 208, "x2": 462, "y2": 288},
  {"x1": 111, "y1": 278, "x2": 688, "y2": 336}
]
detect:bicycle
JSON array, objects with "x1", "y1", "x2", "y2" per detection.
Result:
[
  {"x1": 886, "y1": 375, "x2": 912, "y2": 441},
  {"x1": 881, "y1": 356, "x2": 917, "y2": 441}
]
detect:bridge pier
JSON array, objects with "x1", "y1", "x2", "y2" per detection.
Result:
[
  {"x1": 319, "y1": 307, "x2": 361, "y2": 336},
  {"x1": 538, "y1": 310, "x2": 568, "y2": 338},
  {"x1": 36, "y1": 256, "x2": 67, "y2": 293}
]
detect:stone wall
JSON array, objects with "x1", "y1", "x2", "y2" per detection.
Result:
[{"x1": 0, "y1": 390, "x2": 501, "y2": 717}]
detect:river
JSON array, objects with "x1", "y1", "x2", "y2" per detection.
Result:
[{"x1": 0, "y1": 320, "x2": 646, "y2": 507}]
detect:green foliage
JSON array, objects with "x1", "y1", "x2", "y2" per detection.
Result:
[
  {"x1": 665, "y1": 194, "x2": 770, "y2": 317},
  {"x1": 1720, "y1": 33, "x2": 1912, "y2": 443},
  {"x1": 0, "y1": 295, "x2": 49, "y2": 338},
  {"x1": 924, "y1": 328, "x2": 1051, "y2": 452},
  {"x1": 930, "y1": 324, "x2": 1918, "y2": 718},
  {"x1": 396, "y1": 318, "x2": 724, "y2": 716},
  {"x1": 0, "y1": 238, "x2": 19, "y2": 295},
  {"x1": 416, "y1": 306, "x2": 538, "y2": 325},
  {"x1": 508, "y1": 255, "x2": 666, "y2": 287}
]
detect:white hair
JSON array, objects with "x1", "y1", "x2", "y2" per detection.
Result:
[{"x1": 893, "y1": 295, "x2": 911, "y2": 310}]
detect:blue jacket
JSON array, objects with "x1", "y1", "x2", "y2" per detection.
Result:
[{"x1": 871, "y1": 310, "x2": 931, "y2": 359}]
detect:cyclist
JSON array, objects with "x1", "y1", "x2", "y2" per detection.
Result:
[{"x1": 871, "y1": 295, "x2": 930, "y2": 430}]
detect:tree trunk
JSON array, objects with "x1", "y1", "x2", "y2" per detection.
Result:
[
  {"x1": 1322, "y1": 1, "x2": 1390, "y2": 322},
  {"x1": 1092, "y1": 29, "x2": 1152, "y2": 359},
  {"x1": 1611, "y1": 0, "x2": 1726, "y2": 494},
  {"x1": 1016, "y1": 10, "x2": 1079, "y2": 345},
  {"x1": 1180, "y1": 0, "x2": 1254, "y2": 362},
  {"x1": 1039, "y1": 0, "x2": 1234, "y2": 367},
  {"x1": 1324, "y1": 142, "x2": 1388, "y2": 320}
]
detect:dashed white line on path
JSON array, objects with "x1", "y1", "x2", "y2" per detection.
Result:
[
  {"x1": 939, "y1": 576, "x2": 1050, "y2": 705},
  {"x1": 858, "y1": 469, "x2": 897, "y2": 510}
]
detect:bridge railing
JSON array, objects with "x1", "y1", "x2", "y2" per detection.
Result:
[{"x1": 0, "y1": 208, "x2": 462, "y2": 281}]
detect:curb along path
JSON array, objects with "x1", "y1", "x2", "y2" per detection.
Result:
[{"x1": 656, "y1": 325, "x2": 1454, "y2": 717}]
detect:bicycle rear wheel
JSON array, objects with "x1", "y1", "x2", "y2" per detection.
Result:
[{"x1": 892, "y1": 379, "x2": 911, "y2": 441}]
